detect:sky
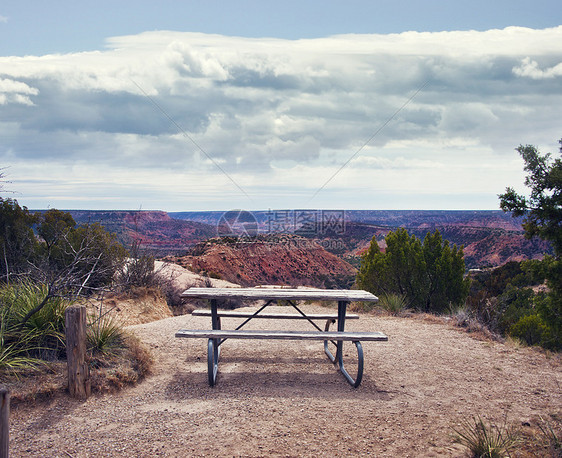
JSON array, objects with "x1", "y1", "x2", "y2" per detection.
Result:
[{"x1": 1, "y1": 1, "x2": 561, "y2": 211}]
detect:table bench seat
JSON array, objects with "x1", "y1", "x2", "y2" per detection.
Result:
[
  {"x1": 176, "y1": 328, "x2": 388, "y2": 388},
  {"x1": 176, "y1": 329, "x2": 387, "y2": 341}
]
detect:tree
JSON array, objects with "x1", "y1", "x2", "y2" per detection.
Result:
[
  {"x1": 499, "y1": 139, "x2": 562, "y2": 349},
  {"x1": 28, "y1": 221, "x2": 125, "y2": 302},
  {"x1": 0, "y1": 199, "x2": 129, "y2": 330},
  {"x1": 37, "y1": 209, "x2": 76, "y2": 257},
  {"x1": 499, "y1": 140, "x2": 562, "y2": 255},
  {"x1": 0, "y1": 198, "x2": 38, "y2": 283},
  {"x1": 357, "y1": 228, "x2": 469, "y2": 313}
]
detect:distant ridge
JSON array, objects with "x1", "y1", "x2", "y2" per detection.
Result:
[
  {"x1": 170, "y1": 209, "x2": 523, "y2": 231},
  {"x1": 66, "y1": 210, "x2": 215, "y2": 255},
  {"x1": 42, "y1": 209, "x2": 552, "y2": 269},
  {"x1": 170, "y1": 210, "x2": 549, "y2": 269}
]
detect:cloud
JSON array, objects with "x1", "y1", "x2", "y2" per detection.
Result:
[
  {"x1": 0, "y1": 78, "x2": 39, "y2": 105},
  {"x1": 0, "y1": 15, "x2": 7, "y2": 23},
  {"x1": 350, "y1": 156, "x2": 444, "y2": 170},
  {"x1": 513, "y1": 57, "x2": 562, "y2": 79},
  {"x1": 0, "y1": 27, "x2": 561, "y2": 210}
]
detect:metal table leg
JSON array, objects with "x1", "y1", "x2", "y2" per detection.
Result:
[
  {"x1": 208, "y1": 299, "x2": 221, "y2": 386},
  {"x1": 328, "y1": 300, "x2": 364, "y2": 388},
  {"x1": 207, "y1": 338, "x2": 219, "y2": 386}
]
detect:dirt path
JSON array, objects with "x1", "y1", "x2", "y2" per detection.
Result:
[{"x1": 10, "y1": 305, "x2": 562, "y2": 457}]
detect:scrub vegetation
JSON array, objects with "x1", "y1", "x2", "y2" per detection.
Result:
[
  {"x1": 357, "y1": 139, "x2": 561, "y2": 352},
  {"x1": 357, "y1": 228, "x2": 470, "y2": 314},
  {"x1": 0, "y1": 196, "x2": 153, "y2": 391}
]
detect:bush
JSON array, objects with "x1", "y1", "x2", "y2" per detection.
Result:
[
  {"x1": 0, "y1": 281, "x2": 71, "y2": 363},
  {"x1": 509, "y1": 314, "x2": 549, "y2": 347},
  {"x1": 453, "y1": 416, "x2": 519, "y2": 458},
  {"x1": 379, "y1": 293, "x2": 408, "y2": 316},
  {"x1": 89, "y1": 333, "x2": 153, "y2": 393},
  {"x1": 537, "y1": 416, "x2": 562, "y2": 457},
  {"x1": 87, "y1": 314, "x2": 126, "y2": 360},
  {"x1": 60, "y1": 223, "x2": 128, "y2": 291},
  {"x1": 357, "y1": 229, "x2": 469, "y2": 313},
  {"x1": 0, "y1": 308, "x2": 41, "y2": 374},
  {"x1": 466, "y1": 261, "x2": 561, "y2": 350},
  {"x1": 116, "y1": 240, "x2": 158, "y2": 292},
  {"x1": 0, "y1": 198, "x2": 38, "y2": 282},
  {"x1": 498, "y1": 139, "x2": 562, "y2": 351},
  {"x1": 497, "y1": 286, "x2": 535, "y2": 334},
  {"x1": 0, "y1": 201, "x2": 129, "y2": 305}
]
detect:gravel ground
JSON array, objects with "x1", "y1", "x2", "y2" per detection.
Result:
[{"x1": 10, "y1": 305, "x2": 562, "y2": 457}]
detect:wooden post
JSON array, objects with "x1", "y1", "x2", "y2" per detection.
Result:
[
  {"x1": 65, "y1": 306, "x2": 91, "y2": 399},
  {"x1": 0, "y1": 387, "x2": 9, "y2": 458}
]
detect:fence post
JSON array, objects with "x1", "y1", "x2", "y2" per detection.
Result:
[
  {"x1": 0, "y1": 387, "x2": 9, "y2": 458},
  {"x1": 65, "y1": 306, "x2": 91, "y2": 399}
]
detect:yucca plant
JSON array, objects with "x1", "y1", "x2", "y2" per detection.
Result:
[
  {"x1": 379, "y1": 293, "x2": 408, "y2": 316},
  {"x1": 0, "y1": 336, "x2": 41, "y2": 374},
  {"x1": 0, "y1": 308, "x2": 42, "y2": 375},
  {"x1": 453, "y1": 416, "x2": 519, "y2": 458},
  {"x1": 87, "y1": 314, "x2": 126, "y2": 359},
  {"x1": 1, "y1": 281, "x2": 70, "y2": 359},
  {"x1": 538, "y1": 416, "x2": 562, "y2": 457}
]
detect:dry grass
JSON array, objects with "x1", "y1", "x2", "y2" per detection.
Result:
[
  {"x1": 4, "y1": 333, "x2": 153, "y2": 405},
  {"x1": 88, "y1": 333, "x2": 153, "y2": 393},
  {"x1": 514, "y1": 414, "x2": 562, "y2": 457},
  {"x1": 3, "y1": 362, "x2": 67, "y2": 406}
]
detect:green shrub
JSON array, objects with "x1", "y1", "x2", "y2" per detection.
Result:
[
  {"x1": 357, "y1": 229, "x2": 469, "y2": 314},
  {"x1": 509, "y1": 314, "x2": 549, "y2": 347},
  {"x1": 87, "y1": 314, "x2": 126, "y2": 359},
  {"x1": 0, "y1": 308, "x2": 42, "y2": 374},
  {"x1": 466, "y1": 260, "x2": 561, "y2": 350},
  {"x1": 534, "y1": 281, "x2": 562, "y2": 350},
  {"x1": 0, "y1": 281, "x2": 71, "y2": 361},
  {"x1": 497, "y1": 286, "x2": 535, "y2": 334},
  {"x1": 379, "y1": 293, "x2": 408, "y2": 315},
  {"x1": 0, "y1": 198, "x2": 38, "y2": 282}
]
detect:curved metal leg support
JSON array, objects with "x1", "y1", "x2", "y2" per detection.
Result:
[
  {"x1": 323, "y1": 319, "x2": 337, "y2": 363},
  {"x1": 324, "y1": 318, "x2": 364, "y2": 387},
  {"x1": 207, "y1": 338, "x2": 220, "y2": 387},
  {"x1": 337, "y1": 340, "x2": 364, "y2": 388}
]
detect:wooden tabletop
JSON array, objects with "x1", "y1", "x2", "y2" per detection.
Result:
[{"x1": 180, "y1": 287, "x2": 379, "y2": 302}]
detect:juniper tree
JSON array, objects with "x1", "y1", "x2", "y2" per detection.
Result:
[
  {"x1": 499, "y1": 139, "x2": 562, "y2": 349},
  {"x1": 357, "y1": 228, "x2": 469, "y2": 313}
]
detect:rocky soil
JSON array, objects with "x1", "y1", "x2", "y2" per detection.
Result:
[{"x1": 10, "y1": 305, "x2": 562, "y2": 457}]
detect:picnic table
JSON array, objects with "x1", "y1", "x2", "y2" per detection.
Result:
[{"x1": 176, "y1": 287, "x2": 388, "y2": 387}]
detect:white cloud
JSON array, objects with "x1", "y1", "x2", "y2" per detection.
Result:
[
  {"x1": 0, "y1": 15, "x2": 8, "y2": 23},
  {"x1": 0, "y1": 26, "x2": 561, "y2": 210},
  {"x1": 0, "y1": 78, "x2": 39, "y2": 105},
  {"x1": 513, "y1": 57, "x2": 562, "y2": 79},
  {"x1": 350, "y1": 156, "x2": 444, "y2": 170}
]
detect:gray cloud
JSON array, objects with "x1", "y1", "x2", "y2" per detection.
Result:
[{"x1": 0, "y1": 27, "x2": 561, "y2": 209}]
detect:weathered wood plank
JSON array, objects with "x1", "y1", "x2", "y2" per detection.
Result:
[
  {"x1": 65, "y1": 306, "x2": 91, "y2": 400},
  {"x1": 175, "y1": 329, "x2": 388, "y2": 341},
  {"x1": 181, "y1": 287, "x2": 378, "y2": 302},
  {"x1": 191, "y1": 310, "x2": 360, "y2": 320},
  {"x1": 0, "y1": 388, "x2": 8, "y2": 458}
]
